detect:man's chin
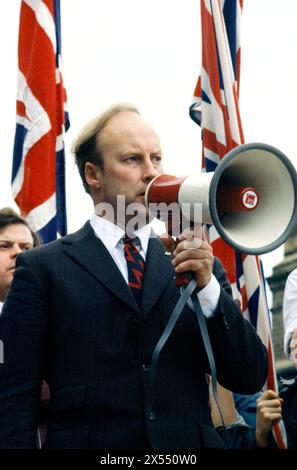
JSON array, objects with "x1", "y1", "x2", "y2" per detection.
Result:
[
  {"x1": 135, "y1": 194, "x2": 145, "y2": 202},
  {"x1": 5, "y1": 272, "x2": 14, "y2": 286},
  {"x1": 119, "y1": 204, "x2": 151, "y2": 230},
  {"x1": 95, "y1": 197, "x2": 151, "y2": 229}
]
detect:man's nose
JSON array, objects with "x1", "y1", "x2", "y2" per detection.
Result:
[
  {"x1": 142, "y1": 159, "x2": 161, "y2": 182},
  {"x1": 10, "y1": 244, "x2": 23, "y2": 257}
]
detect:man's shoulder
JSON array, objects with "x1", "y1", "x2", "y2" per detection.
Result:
[{"x1": 20, "y1": 222, "x2": 92, "y2": 261}]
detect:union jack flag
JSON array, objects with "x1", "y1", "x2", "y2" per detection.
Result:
[
  {"x1": 190, "y1": 0, "x2": 286, "y2": 448},
  {"x1": 12, "y1": 0, "x2": 69, "y2": 243}
]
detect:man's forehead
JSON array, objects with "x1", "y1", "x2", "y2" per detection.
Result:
[
  {"x1": 0, "y1": 224, "x2": 33, "y2": 243},
  {"x1": 101, "y1": 111, "x2": 160, "y2": 142}
]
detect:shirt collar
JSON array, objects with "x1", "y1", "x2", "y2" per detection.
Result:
[{"x1": 90, "y1": 213, "x2": 152, "y2": 255}]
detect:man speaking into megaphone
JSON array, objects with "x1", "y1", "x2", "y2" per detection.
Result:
[
  {"x1": 0, "y1": 104, "x2": 268, "y2": 449},
  {"x1": 145, "y1": 142, "x2": 297, "y2": 256}
]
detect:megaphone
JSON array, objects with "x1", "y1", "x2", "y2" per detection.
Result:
[{"x1": 145, "y1": 143, "x2": 297, "y2": 255}]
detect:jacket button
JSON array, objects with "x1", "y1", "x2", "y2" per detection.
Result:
[
  {"x1": 141, "y1": 363, "x2": 151, "y2": 372},
  {"x1": 149, "y1": 411, "x2": 156, "y2": 421}
]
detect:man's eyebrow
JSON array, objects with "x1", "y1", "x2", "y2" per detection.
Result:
[{"x1": 0, "y1": 240, "x2": 33, "y2": 245}]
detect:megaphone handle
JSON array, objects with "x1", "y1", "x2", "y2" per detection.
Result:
[
  {"x1": 174, "y1": 236, "x2": 193, "y2": 287},
  {"x1": 163, "y1": 219, "x2": 193, "y2": 287},
  {"x1": 175, "y1": 271, "x2": 193, "y2": 287}
]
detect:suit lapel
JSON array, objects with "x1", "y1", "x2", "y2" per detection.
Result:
[
  {"x1": 62, "y1": 223, "x2": 140, "y2": 313},
  {"x1": 141, "y1": 236, "x2": 174, "y2": 316}
]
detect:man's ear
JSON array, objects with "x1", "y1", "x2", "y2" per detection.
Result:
[{"x1": 85, "y1": 162, "x2": 102, "y2": 190}]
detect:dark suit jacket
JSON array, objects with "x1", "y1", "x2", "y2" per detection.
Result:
[{"x1": 0, "y1": 222, "x2": 267, "y2": 449}]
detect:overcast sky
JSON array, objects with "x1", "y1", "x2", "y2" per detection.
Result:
[{"x1": 1, "y1": 0, "x2": 297, "y2": 282}]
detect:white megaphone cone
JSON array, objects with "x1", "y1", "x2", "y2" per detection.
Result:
[{"x1": 145, "y1": 143, "x2": 297, "y2": 254}]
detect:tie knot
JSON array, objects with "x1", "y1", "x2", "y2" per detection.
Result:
[
  {"x1": 123, "y1": 234, "x2": 139, "y2": 249},
  {"x1": 123, "y1": 234, "x2": 134, "y2": 243},
  {"x1": 123, "y1": 234, "x2": 143, "y2": 260}
]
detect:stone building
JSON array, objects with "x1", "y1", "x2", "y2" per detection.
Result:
[{"x1": 267, "y1": 228, "x2": 297, "y2": 371}]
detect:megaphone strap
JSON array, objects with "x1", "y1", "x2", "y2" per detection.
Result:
[
  {"x1": 190, "y1": 294, "x2": 225, "y2": 434},
  {"x1": 147, "y1": 278, "x2": 225, "y2": 442},
  {"x1": 147, "y1": 278, "x2": 197, "y2": 427}
]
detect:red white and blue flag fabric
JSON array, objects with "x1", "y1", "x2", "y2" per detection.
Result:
[
  {"x1": 12, "y1": 0, "x2": 69, "y2": 243},
  {"x1": 190, "y1": 0, "x2": 286, "y2": 448}
]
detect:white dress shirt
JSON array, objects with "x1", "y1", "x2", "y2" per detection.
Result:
[
  {"x1": 0, "y1": 302, "x2": 3, "y2": 315},
  {"x1": 90, "y1": 214, "x2": 151, "y2": 284},
  {"x1": 90, "y1": 214, "x2": 220, "y2": 318},
  {"x1": 283, "y1": 268, "x2": 297, "y2": 355}
]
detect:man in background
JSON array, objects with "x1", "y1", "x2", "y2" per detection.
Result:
[
  {"x1": 0, "y1": 207, "x2": 38, "y2": 312},
  {"x1": 283, "y1": 268, "x2": 297, "y2": 368}
]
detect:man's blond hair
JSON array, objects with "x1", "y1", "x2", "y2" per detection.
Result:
[{"x1": 72, "y1": 103, "x2": 140, "y2": 194}]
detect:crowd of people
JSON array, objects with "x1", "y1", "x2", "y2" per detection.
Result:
[{"x1": 0, "y1": 103, "x2": 296, "y2": 449}]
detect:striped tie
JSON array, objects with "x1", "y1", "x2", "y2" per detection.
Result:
[{"x1": 123, "y1": 235, "x2": 145, "y2": 306}]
